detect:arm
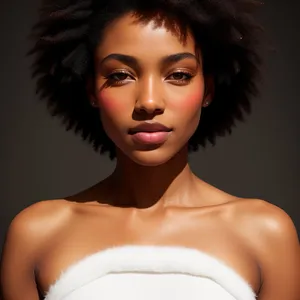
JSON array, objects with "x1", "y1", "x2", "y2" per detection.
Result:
[
  {"x1": 257, "y1": 205, "x2": 300, "y2": 300},
  {"x1": 1, "y1": 200, "x2": 72, "y2": 300},
  {"x1": 0, "y1": 210, "x2": 41, "y2": 300}
]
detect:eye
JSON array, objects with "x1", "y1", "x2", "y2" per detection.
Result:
[
  {"x1": 166, "y1": 71, "x2": 193, "y2": 84},
  {"x1": 110, "y1": 72, "x2": 130, "y2": 81},
  {"x1": 105, "y1": 71, "x2": 135, "y2": 85}
]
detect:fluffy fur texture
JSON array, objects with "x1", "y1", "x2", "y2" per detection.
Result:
[
  {"x1": 28, "y1": 0, "x2": 263, "y2": 159},
  {"x1": 45, "y1": 245, "x2": 257, "y2": 300}
]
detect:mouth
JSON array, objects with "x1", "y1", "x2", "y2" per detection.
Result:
[
  {"x1": 128, "y1": 121, "x2": 172, "y2": 134},
  {"x1": 128, "y1": 122, "x2": 172, "y2": 145}
]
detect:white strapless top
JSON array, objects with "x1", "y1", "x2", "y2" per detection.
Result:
[{"x1": 45, "y1": 246, "x2": 257, "y2": 300}]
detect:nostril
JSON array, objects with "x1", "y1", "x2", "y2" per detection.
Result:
[
  {"x1": 154, "y1": 108, "x2": 164, "y2": 114},
  {"x1": 136, "y1": 107, "x2": 164, "y2": 115}
]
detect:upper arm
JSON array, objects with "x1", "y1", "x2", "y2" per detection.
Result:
[
  {"x1": 0, "y1": 209, "x2": 41, "y2": 300},
  {"x1": 0, "y1": 200, "x2": 73, "y2": 300},
  {"x1": 256, "y1": 202, "x2": 300, "y2": 300}
]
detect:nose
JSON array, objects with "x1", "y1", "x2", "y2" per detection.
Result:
[{"x1": 134, "y1": 75, "x2": 165, "y2": 116}]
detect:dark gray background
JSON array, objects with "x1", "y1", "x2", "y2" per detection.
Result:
[{"x1": 0, "y1": 0, "x2": 299, "y2": 251}]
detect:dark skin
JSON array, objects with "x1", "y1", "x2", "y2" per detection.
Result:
[{"x1": 1, "y1": 13, "x2": 299, "y2": 300}]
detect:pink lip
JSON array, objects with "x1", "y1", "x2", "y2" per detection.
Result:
[
  {"x1": 128, "y1": 121, "x2": 172, "y2": 145},
  {"x1": 129, "y1": 122, "x2": 171, "y2": 134},
  {"x1": 131, "y1": 131, "x2": 171, "y2": 145}
]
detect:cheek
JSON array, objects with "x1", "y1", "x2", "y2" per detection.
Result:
[
  {"x1": 96, "y1": 89, "x2": 131, "y2": 142},
  {"x1": 97, "y1": 89, "x2": 129, "y2": 115},
  {"x1": 172, "y1": 88, "x2": 204, "y2": 113}
]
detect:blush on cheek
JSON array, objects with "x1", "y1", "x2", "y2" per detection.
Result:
[
  {"x1": 176, "y1": 89, "x2": 204, "y2": 111},
  {"x1": 97, "y1": 90, "x2": 127, "y2": 113}
]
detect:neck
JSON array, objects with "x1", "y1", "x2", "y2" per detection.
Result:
[{"x1": 107, "y1": 147, "x2": 197, "y2": 209}]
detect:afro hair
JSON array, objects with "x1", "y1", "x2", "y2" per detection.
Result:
[{"x1": 28, "y1": 0, "x2": 264, "y2": 159}]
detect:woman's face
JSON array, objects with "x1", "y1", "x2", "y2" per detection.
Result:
[{"x1": 90, "y1": 13, "x2": 212, "y2": 166}]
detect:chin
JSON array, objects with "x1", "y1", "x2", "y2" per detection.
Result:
[{"x1": 124, "y1": 147, "x2": 180, "y2": 167}]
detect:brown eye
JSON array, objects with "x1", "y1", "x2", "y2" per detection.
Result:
[
  {"x1": 166, "y1": 71, "x2": 193, "y2": 85},
  {"x1": 168, "y1": 72, "x2": 192, "y2": 81},
  {"x1": 110, "y1": 72, "x2": 130, "y2": 81},
  {"x1": 105, "y1": 71, "x2": 135, "y2": 85}
]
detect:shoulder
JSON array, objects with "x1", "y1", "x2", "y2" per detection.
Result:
[
  {"x1": 229, "y1": 198, "x2": 299, "y2": 249},
  {"x1": 233, "y1": 199, "x2": 298, "y2": 241},
  {"x1": 0, "y1": 200, "x2": 76, "y2": 298},
  {"x1": 231, "y1": 199, "x2": 300, "y2": 298},
  {"x1": 9, "y1": 199, "x2": 74, "y2": 233},
  {"x1": 4, "y1": 199, "x2": 74, "y2": 262}
]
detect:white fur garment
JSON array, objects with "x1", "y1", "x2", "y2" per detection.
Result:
[{"x1": 45, "y1": 245, "x2": 257, "y2": 300}]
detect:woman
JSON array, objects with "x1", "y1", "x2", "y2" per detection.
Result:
[{"x1": 1, "y1": 0, "x2": 299, "y2": 299}]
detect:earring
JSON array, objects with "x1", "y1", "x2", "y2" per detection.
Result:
[
  {"x1": 91, "y1": 100, "x2": 97, "y2": 107},
  {"x1": 203, "y1": 100, "x2": 210, "y2": 107}
]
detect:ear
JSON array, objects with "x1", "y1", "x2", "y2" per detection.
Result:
[
  {"x1": 202, "y1": 75, "x2": 215, "y2": 108},
  {"x1": 86, "y1": 76, "x2": 98, "y2": 108}
]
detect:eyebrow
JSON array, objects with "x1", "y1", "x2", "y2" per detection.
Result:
[
  {"x1": 162, "y1": 52, "x2": 199, "y2": 65},
  {"x1": 98, "y1": 52, "x2": 199, "y2": 69},
  {"x1": 99, "y1": 53, "x2": 139, "y2": 69}
]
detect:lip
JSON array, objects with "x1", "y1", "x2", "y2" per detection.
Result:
[
  {"x1": 128, "y1": 121, "x2": 172, "y2": 134},
  {"x1": 128, "y1": 121, "x2": 172, "y2": 145}
]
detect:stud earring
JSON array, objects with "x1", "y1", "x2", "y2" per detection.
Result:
[
  {"x1": 203, "y1": 100, "x2": 210, "y2": 107},
  {"x1": 91, "y1": 100, "x2": 97, "y2": 107}
]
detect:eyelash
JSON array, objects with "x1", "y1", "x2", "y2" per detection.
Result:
[
  {"x1": 167, "y1": 71, "x2": 194, "y2": 84},
  {"x1": 104, "y1": 71, "x2": 133, "y2": 85},
  {"x1": 104, "y1": 71, "x2": 194, "y2": 85}
]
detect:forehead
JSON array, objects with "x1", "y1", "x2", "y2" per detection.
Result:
[{"x1": 96, "y1": 13, "x2": 197, "y2": 58}]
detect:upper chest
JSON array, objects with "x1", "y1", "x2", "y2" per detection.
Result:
[{"x1": 35, "y1": 206, "x2": 261, "y2": 296}]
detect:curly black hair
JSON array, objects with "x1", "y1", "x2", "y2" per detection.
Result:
[{"x1": 28, "y1": 0, "x2": 263, "y2": 159}]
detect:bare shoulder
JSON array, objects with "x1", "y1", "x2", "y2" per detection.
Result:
[
  {"x1": 4, "y1": 199, "x2": 74, "y2": 260},
  {"x1": 9, "y1": 199, "x2": 73, "y2": 231},
  {"x1": 1, "y1": 200, "x2": 75, "y2": 299},
  {"x1": 227, "y1": 198, "x2": 298, "y2": 248},
  {"x1": 230, "y1": 198, "x2": 300, "y2": 299},
  {"x1": 231, "y1": 198, "x2": 299, "y2": 243}
]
